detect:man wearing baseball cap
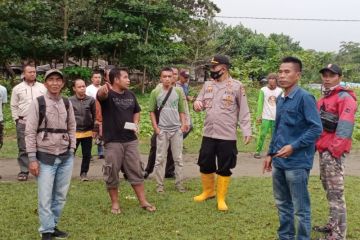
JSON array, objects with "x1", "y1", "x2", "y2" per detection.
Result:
[
  {"x1": 314, "y1": 64, "x2": 357, "y2": 240},
  {"x1": 25, "y1": 69, "x2": 76, "y2": 240},
  {"x1": 193, "y1": 55, "x2": 252, "y2": 211}
]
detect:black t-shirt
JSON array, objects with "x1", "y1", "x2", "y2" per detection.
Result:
[{"x1": 99, "y1": 89, "x2": 141, "y2": 143}]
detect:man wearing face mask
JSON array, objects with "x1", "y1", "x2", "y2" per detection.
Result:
[
  {"x1": 313, "y1": 64, "x2": 357, "y2": 240},
  {"x1": 193, "y1": 55, "x2": 252, "y2": 211}
]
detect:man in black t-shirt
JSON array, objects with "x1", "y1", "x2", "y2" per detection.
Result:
[{"x1": 97, "y1": 68, "x2": 156, "y2": 214}]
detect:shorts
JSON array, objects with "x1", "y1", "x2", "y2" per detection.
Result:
[
  {"x1": 197, "y1": 136, "x2": 238, "y2": 176},
  {"x1": 103, "y1": 140, "x2": 144, "y2": 189}
]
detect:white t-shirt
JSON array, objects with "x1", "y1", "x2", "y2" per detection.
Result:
[
  {"x1": 86, "y1": 84, "x2": 100, "y2": 99},
  {"x1": 0, "y1": 85, "x2": 8, "y2": 121},
  {"x1": 261, "y1": 86, "x2": 282, "y2": 120}
]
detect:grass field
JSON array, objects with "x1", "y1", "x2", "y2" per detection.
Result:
[{"x1": 1, "y1": 177, "x2": 360, "y2": 239}]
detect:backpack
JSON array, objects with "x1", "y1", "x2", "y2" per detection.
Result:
[{"x1": 37, "y1": 95, "x2": 70, "y2": 136}]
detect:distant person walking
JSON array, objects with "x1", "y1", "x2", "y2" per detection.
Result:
[
  {"x1": 313, "y1": 64, "x2": 357, "y2": 240},
  {"x1": 254, "y1": 73, "x2": 282, "y2": 158},
  {"x1": 70, "y1": 79, "x2": 96, "y2": 181},
  {"x1": 11, "y1": 64, "x2": 46, "y2": 181}
]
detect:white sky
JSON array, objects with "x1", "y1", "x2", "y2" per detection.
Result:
[{"x1": 212, "y1": 0, "x2": 360, "y2": 52}]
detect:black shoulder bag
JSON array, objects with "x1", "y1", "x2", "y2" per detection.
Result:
[
  {"x1": 319, "y1": 103, "x2": 339, "y2": 133},
  {"x1": 155, "y1": 87, "x2": 173, "y2": 124}
]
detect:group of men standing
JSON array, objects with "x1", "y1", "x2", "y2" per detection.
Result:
[{"x1": 1, "y1": 53, "x2": 357, "y2": 240}]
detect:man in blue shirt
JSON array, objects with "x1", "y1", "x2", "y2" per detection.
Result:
[{"x1": 263, "y1": 57, "x2": 322, "y2": 240}]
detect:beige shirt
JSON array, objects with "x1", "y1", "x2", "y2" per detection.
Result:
[
  {"x1": 25, "y1": 93, "x2": 76, "y2": 160},
  {"x1": 196, "y1": 77, "x2": 251, "y2": 140},
  {"x1": 10, "y1": 81, "x2": 47, "y2": 121}
]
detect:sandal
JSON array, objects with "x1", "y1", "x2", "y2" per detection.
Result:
[
  {"x1": 17, "y1": 172, "x2": 29, "y2": 181},
  {"x1": 111, "y1": 208, "x2": 121, "y2": 214},
  {"x1": 141, "y1": 205, "x2": 156, "y2": 212}
]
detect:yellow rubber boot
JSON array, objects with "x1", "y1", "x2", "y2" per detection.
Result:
[
  {"x1": 217, "y1": 175, "x2": 230, "y2": 211},
  {"x1": 193, "y1": 173, "x2": 216, "y2": 202}
]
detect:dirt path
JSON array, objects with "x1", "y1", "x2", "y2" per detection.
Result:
[{"x1": 1, "y1": 151, "x2": 360, "y2": 182}]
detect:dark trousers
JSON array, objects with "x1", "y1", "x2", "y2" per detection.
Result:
[
  {"x1": 75, "y1": 137, "x2": 93, "y2": 175},
  {"x1": 197, "y1": 137, "x2": 237, "y2": 176},
  {"x1": 145, "y1": 133, "x2": 175, "y2": 176}
]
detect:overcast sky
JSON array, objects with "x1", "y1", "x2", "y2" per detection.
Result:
[{"x1": 212, "y1": 0, "x2": 360, "y2": 52}]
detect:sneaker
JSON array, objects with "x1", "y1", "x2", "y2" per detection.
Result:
[
  {"x1": 253, "y1": 153, "x2": 261, "y2": 159},
  {"x1": 98, "y1": 155, "x2": 105, "y2": 160},
  {"x1": 175, "y1": 184, "x2": 186, "y2": 193},
  {"x1": 41, "y1": 233, "x2": 52, "y2": 240},
  {"x1": 80, "y1": 173, "x2": 89, "y2": 182},
  {"x1": 156, "y1": 185, "x2": 164, "y2": 193},
  {"x1": 52, "y1": 227, "x2": 69, "y2": 239}
]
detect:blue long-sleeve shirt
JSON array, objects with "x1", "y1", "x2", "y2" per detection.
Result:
[{"x1": 268, "y1": 86, "x2": 322, "y2": 170}]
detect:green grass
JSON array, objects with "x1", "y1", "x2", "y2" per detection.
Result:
[{"x1": 1, "y1": 177, "x2": 360, "y2": 239}]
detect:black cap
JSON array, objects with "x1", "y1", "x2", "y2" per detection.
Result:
[
  {"x1": 208, "y1": 55, "x2": 231, "y2": 67},
  {"x1": 319, "y1": 64, "x2": 342, "y2": 76}
]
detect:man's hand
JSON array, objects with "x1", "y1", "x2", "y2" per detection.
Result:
[
  {"x1": 256, "y1": 118, "x2": 262, "y2": 125},
  {"x1": 243, "y1": 136, "x2": 251, "y2": 145},
  {"x1": 274, "y1": 145, "x2": 293, "y2": 158},
  {"x1": 97, "y1": 82, "x2": 112, "y2": 100},
  {"x1": 262, "y1": 155, "x2": 272, "y2": 173},
  {"x1": 180, "y1": 124, "x2": 188, "y2": 133},
  {"x1": 29, "y1": 161, "x2": 40, "y2": 176},
  {"x1": 155, "y1": 127, "x2": 161, "y2": 135},
  {"x1": 193, "y1": 100, "x2": 203, "y2": 112}
]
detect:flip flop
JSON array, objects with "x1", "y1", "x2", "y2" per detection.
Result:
[
  {"x1": 141, "y1": 205, "x2": 156, "y2": 212},
  {"x1": 111, "y1": 208, "x2": 121, "y2": 214}
]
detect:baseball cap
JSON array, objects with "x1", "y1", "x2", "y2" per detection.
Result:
[
  {"x1": 319, "y1": 64, "x2": 342, "y2": 76},
  {"x1": 179, "y1": 70, "x2": 190, "y2": 78},
  {"x1": 207, "y1": 55, "x2": 231, "y2": 67},
  {"x1": 44, "y1": 69, "x2": 64, "y2": 80}
]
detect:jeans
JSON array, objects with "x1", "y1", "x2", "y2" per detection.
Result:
[
  {"x1": 272, "y1": 167, "x2": 311, "y2": 240},
  {"x1": 37, "y1": 156, "x2": 74, "y2": 233}
]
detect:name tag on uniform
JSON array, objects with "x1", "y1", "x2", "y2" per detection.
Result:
[{"x1": 124, "y1": 122, "x2": 137, "y2": 130}]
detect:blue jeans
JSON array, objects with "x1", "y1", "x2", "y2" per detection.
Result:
[
  {"x1": 37, "y1": 156, "x2": 74, "y2": 233},
  {"x1": 272, "y1": 167, "x2": 311, "y2": 240},
  {"x1": 97, "y1": 144, "x2": 104, "y2": 156}
]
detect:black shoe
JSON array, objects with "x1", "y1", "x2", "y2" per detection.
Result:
[
  {"x1": 41, "y1": 233, "x2": 52, "y2": 240},
  {"x1": 52, "y1": 227, "x2": 69, "y2": 239},
  {"x1": 98, "y1": 154, "x2": 105, "y2": 159},
  {"x1": 313, "y1": 224, "x2": 332, "y2": 233}
]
